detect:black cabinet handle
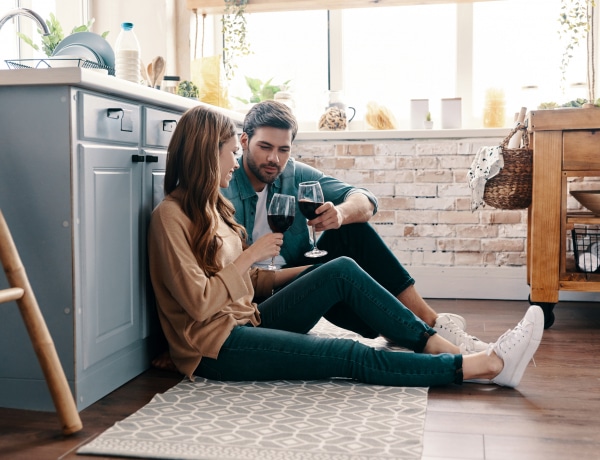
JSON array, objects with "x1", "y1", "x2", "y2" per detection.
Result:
[
  {"x1": 146, "y1": 155, "x2": 159, "y2": 163},
  {"x1": 132, "y1": 154, "x2": 145, "y2": 163},
  {"x1": 106, "y1": 108, "x2": 123, "y2": 119},
  {"x1": 107, "y1": 108, "x2": 134, "y2": 132}
]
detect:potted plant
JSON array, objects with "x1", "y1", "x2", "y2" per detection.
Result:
[
  {"x1": 424, "y1": 112, "x2": 433, "y2": 129},
  {"x1": 234, "y1": 76, "x2": 291, "y2": 104},
  {"x1": 177, "y1": 80, "x2": 200, "y2": 99}
]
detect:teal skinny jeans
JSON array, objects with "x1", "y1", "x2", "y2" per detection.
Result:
[{"x1": 195, "y1": 257, "x2": 463, "y2": 387}]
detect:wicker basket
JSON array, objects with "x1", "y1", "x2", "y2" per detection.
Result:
[{"x1": 483, "y1": 125, "x2": 532, "y2": 210}]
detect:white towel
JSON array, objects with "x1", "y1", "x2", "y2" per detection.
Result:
[{"x1": 467, "y1": 145, "x2": 504, "y2": 211}]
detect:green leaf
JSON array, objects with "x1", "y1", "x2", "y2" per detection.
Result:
[{"x1": 14, "y1": 13, "x2": 108, "y2": 57}]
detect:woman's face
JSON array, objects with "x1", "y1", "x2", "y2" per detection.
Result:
[{"x1": 219, "y1": 135, "x2": 240, "y2": 188}]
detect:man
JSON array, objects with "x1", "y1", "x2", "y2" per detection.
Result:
[{"x1": 222, "y1": 100, "x2": 487, "y2": 353}]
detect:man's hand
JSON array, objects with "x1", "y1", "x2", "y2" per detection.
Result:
[
  {"x1": 309, "y1": 192, "x2": 374, "y2": 232},
  {"x1": 308, "y1": 202, "x2": 343, "y2": 232}
]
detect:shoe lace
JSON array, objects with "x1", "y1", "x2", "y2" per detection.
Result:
[
  {"x1": 441, "y1": 318, "x2": 479, "y2": 349},
  {"x1": 488, "y1": 317, "x2": 532, "y2": 356}
]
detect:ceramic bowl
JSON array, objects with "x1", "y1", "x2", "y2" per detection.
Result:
[
  {"x1": 52, "y1": 44, "x2": 101, "y2": 64},
  {"x1": 571, "y1": 190, "x2": 600, "y2": 215},
  {"x1": 52, "y1": 31, "x2": 115, "y2": 71},
  {"x1": 45, "y1": 55, "x2": 89, "y2": 68}
]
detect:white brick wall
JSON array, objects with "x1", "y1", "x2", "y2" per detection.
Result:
[{"x1": 292, "y1": 137, "x2": 534, "y2": 270}]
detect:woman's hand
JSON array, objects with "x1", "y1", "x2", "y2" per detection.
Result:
[
  {"x1": 248, "y1": 232, "x2": 284, "y2": 262},
  {"x1": 233, "y1": 232, "x2": 283, "y2": 275}
]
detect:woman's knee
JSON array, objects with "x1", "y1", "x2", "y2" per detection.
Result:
[{"x1": 326, "y1": 256, "x2": 361, "y2": 272}]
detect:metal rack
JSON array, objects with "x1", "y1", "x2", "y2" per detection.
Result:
[{"x1": 5, "y1": 58, "x2": 114, "y2": 76}]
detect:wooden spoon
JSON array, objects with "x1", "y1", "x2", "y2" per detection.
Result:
[
  {"x1": 140, "y1": 60, "x2": 149, "y2": 85},
  {"x1": 147, "y1": 61, "x2": 154, "y2": 87},
  {"x1": 151, "y1": 56, "x2": 166, "y2": 88}
]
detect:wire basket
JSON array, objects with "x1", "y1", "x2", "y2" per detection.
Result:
[
  {"x1": 5, "y1": 58, "x2": 115, "y2": 76},
  {"x1": 483, "y1": 124, "x2": 533, "y2": 210},
  {"x1": 571, "y1": 227, "x2": 600, "y2": 273}
]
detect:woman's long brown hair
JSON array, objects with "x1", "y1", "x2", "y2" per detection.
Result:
[{"x1": 164, "y1": 106, "x2": 246, "y2": 275}]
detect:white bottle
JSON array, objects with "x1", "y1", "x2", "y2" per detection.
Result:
[{"x1": 115, "y1": 22, "x2": 141, "y2": 84}]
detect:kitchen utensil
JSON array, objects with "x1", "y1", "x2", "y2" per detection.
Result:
[
  {"x1": 153, "y1": 57, "x2": 166, "y2": 89},
  {"x1": 140, "y1": 60, "x2": 149, "y2": 85},
  {"x1": 571, "y1": 190, "x2": 600, "y2": 215},
  {"x1": 52, "y1": 31, "x2": 115, "y2": 71},
  {"x1": 44, "y1": 55, "x2": 92, "y2": 68},
  {"x1": 147, "y1": 61, "x2": 154, "y2": 87},
  {"x1": 150, "y1": 56, "x2": 165, "y2": 88},
  {"x1": 53, "y1": 44, "x2": 102, "y2": 65}
]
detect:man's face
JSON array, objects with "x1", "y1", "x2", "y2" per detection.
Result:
[{"x1": 241, "y1": 126, "x2": 293, "y2": 191}]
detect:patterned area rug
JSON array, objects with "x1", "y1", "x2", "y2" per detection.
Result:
[{"x1": 78, "y1": 320, "x2": 428, "y2": 460}]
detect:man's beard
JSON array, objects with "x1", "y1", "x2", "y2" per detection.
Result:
[{"x1": 245, "y1": 148, "x2": 282, "y2": 184}]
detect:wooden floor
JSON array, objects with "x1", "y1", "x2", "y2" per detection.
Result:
[{"x1": 1, "y1": 299, "x2": 599, "y2": 460}]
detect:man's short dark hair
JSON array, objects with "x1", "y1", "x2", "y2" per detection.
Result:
[{"x1": 243, "y1": 100, "x2": 299, "y2": 141}]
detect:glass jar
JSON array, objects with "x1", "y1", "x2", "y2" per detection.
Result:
[
  {"x1": 162, "y1": 75, "x2": 180, "y2": 94},
  {"x1": 274, "y1": 85, "x2": 295, "y2": 110},
  {"x1": 483, "y1": 88, "x2": 506, "y2": 128}
]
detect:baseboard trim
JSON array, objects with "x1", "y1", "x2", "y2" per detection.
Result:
[{"x1": 408, "y1": 266, "x2": 600, "y2": 302}]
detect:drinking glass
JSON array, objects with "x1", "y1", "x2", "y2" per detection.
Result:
[
  {"x1": 298, "y1": 181, "x2": 328, "y2": 258},
  {"x1": 266, "y1": 193, "x2": 295, "y2": 270}
]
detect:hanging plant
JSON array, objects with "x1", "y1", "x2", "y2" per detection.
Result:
[
  {"x1": 559, "y1": 0, "x2": 597, "y2": 103},
  {"x1": 222, "y1": 0, "x2": 251, "y2": 81}
]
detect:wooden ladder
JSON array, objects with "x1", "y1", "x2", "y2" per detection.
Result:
[{"x1": 0, "y1": 209, "x2": 82, "y2": 435}]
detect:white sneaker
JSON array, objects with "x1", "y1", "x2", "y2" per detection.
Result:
[
  {"x1": 437, "y1": 313, "x2": 466, "y2": 331},
  {"x1": 434, "y1": 314, "x2": 488, "y2": 354},
  {"x1": 489, "y1": 305, "x2": 544, "y2": 388}
]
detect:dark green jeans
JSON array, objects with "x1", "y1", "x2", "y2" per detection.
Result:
[
  {"x1": 299, "y1": 222, "x2": 416, "y2": 337},
  {"x1": 195, "y1": 257, "x2": 463, "y2": 387}
]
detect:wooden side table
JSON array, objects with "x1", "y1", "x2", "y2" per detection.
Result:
[{"x1": 527, "y1": 107, "x2": 600, "y2": 328}]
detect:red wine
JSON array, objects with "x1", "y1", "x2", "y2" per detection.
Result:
[
  {"x1": 268, "y1": 214, "x2": 294, "y2": 233},
  {"x1": 298, "y1": 200, "x2": 323, "y2": 220}
]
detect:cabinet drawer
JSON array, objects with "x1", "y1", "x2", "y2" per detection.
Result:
[
  {"x1": 78, "y1": 92, "x2": 140, "y2": 145},
  {"x1": 144, "y1": 107, "x2": 181, "y2": 148},
  {"x1": 563, "y1": 130, "x2": 600, "y2": 170}
]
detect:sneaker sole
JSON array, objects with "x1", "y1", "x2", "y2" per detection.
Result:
[{"x1": 493, "y1": 305, "x2": 544, "y2": 387}]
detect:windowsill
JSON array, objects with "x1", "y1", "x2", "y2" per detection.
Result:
[{"x1": 294, "y1": 127, "x2": 510, "y2": 142}]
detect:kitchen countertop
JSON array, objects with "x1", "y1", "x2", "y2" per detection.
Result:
[
  {"x1": 0, "y1": 67, "x2": 510, "y2": 141},
  {"x1": 0, "y1": 67, "x2": 245, "y2": 123}
]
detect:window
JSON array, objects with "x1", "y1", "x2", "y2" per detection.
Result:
[
  {"x1": 199, "y1": 0, "x2": 590, "y2": 130},
  {"x1": 0, "y1": 0, "x2": 57, "y2": 68},
  {"x1": 341, "y1": 5, "x2": 456, "y2": 129},
  {"x1": 472, "y1": 0, "x2": 587, "y2": 122},
  {"x1": 224, "y1": 10, "x2": 329, "y2": 126}
]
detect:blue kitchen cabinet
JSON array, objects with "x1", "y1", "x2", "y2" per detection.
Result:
[{"x1": 0, "y1": 85, "x2": 177, "y2": 411}]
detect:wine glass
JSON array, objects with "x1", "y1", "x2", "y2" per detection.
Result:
[
  {"x1": 266, "y1": 193, "x2": 295, "y2": 270},
  {"x1": 298, "y1": 181, "x2": 328, "y2": 258}
]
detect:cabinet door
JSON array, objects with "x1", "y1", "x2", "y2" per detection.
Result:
[{"x1": 78, "y1": 144, "x2": 144, "y2": 369}]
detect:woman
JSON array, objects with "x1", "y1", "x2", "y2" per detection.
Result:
[{"x1": 148, "y1": 105, "x2": 544, "y2": 388}]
